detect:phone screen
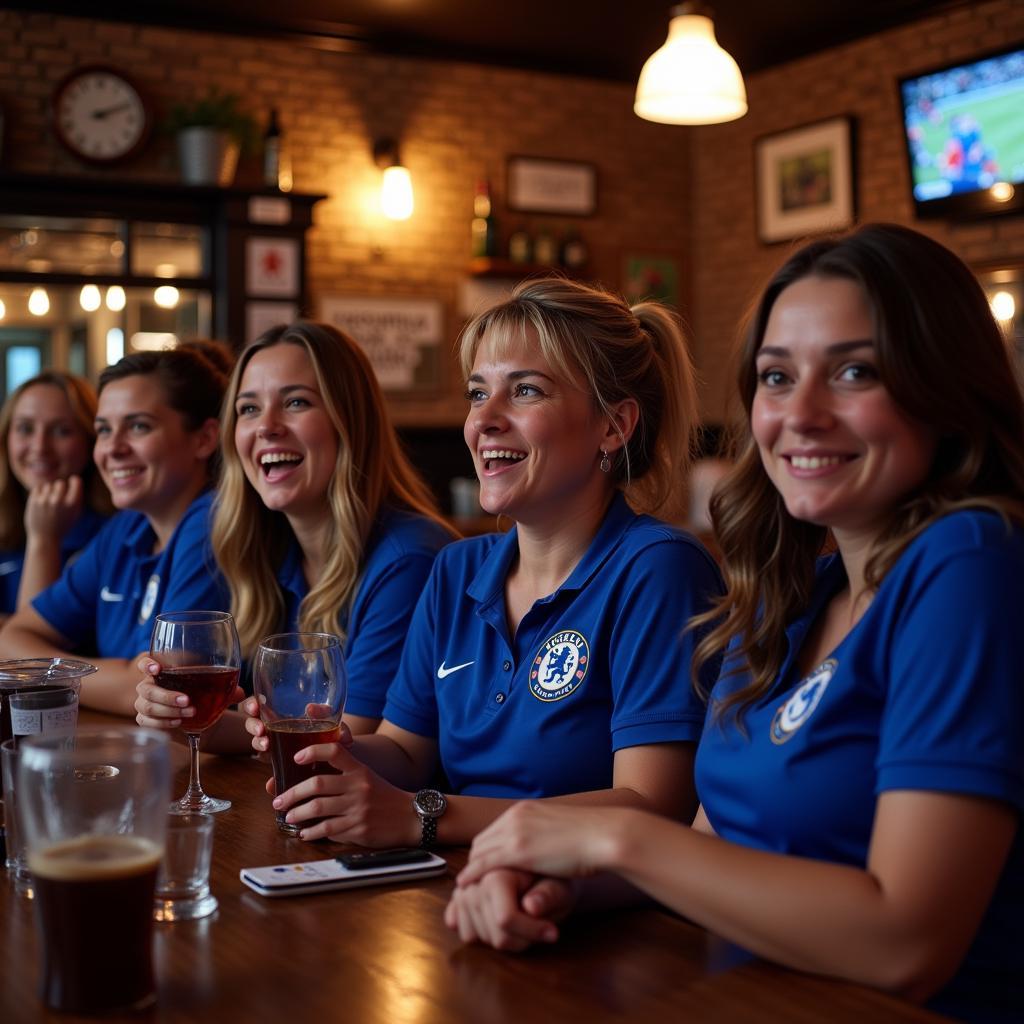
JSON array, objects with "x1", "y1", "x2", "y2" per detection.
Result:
[{"x1": 337, "y1": 848, "x2": 434, "y2": 871}]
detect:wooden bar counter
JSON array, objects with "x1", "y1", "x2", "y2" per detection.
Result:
[{"x1": 1, "y1": 715, "x2": 951, "y2": 1023}]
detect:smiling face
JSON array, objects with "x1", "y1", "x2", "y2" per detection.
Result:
[
  {"x1": 233, "y1": 342, "x2": 339, "y2": 527},
  {"x1": 751, "y1": 275, "x2": 937, "y2": 546},
  {"x1": 463, "y1": 327, "x2": 615, "y2": 527},
  {"x1": 94, "y1": 373, "x2": 215, "y2": 530},
  {"x1": 6, "y1": 383, "x2": 92, "y2": 492}
]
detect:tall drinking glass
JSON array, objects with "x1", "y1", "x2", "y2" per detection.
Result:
[
  {"x1": 252, "y1": 633, "x2": 347, "y2": 835},
  {"x1": 150, "y1": 610, "x2": 240, "y2": 814},
  {"x1": 18, "y1": 728, "x2": 171, "y2": 1014}
]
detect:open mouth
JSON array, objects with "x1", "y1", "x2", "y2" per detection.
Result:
[
  {"x1": 260, "y1": 451, "x2": 303, "y2": 479},
  {"x1": 109, "y1": 467, "x2": 144, "y2": 482},
  {"x1": 480, "y1": 448, "x2": 527, "y2": 472}
]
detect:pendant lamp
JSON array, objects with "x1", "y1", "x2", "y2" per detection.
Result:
[{"x1": 635, "y1": 3, "x2": 747, "y2": 125}]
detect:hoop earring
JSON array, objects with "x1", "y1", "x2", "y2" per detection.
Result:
[{"x1": 599, "y1": 449, "x2": 611, "y2": 474}]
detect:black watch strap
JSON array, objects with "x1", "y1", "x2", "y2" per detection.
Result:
[{"x1": 419, "y1": 815, "x2": 438, "y2": 849}]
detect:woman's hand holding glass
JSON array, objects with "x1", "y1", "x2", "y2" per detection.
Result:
[
  {"x1": 135, "y1": 655, "x2": 244, "y2": 730},
  {"x1": 261, "y1": 738, "x2": 418, "y2": 847}
]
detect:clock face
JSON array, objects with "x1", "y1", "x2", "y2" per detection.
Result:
[{"x1": 53, "y1": 66, "x2": 151, "y2": 164}]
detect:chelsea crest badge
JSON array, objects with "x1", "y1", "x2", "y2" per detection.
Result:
[
  {"x1": 138, "y1": 573, "x2": 161, "y2": 625},
  {"x1": 529, "y1": 630, "x2": 590, "y2": 702},
  {"x1": 769, "y1": 658, "x2": 836, "y2": 744}
]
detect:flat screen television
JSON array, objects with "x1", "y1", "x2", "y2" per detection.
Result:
[{"x1": 898, "y1": 45, "x2": 1024, "y2": 220}]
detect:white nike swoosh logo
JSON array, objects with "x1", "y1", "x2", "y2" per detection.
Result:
[
  {"x1": 100, "y1": 587, "x2": 124, "y2": 602},
  {"x1": 0, "y1": 560, "x2": 19, "y2": 575},
  {"x1": 437, "y1": 660, "x2": 474, "y2": 679}
]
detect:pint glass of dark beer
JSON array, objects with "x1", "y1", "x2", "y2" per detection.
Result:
[
  {"x1": 17, "y1": 728, "x2": 171, "y2": 1013},
  {"x1": 252, "y1": 633, "x2": 347, "y2": 835}
]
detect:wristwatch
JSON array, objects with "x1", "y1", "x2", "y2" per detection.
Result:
[{"x1": 413, "y1": 788, "x2": 447, "y2": 848}]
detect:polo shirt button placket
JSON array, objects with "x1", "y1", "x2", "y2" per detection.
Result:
[{"x1": 495, "y1": 692, "x2": 506, "y2": 704}]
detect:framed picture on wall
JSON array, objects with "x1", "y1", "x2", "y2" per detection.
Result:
[
  {"x1": 507, "y1": 156, "x2": 597, "y2": 216},
  {"x1": 621, "y1": 252, "x2": 681, "y2": 309},
  {"x1": 755, "y1": 116, "x2": 855, "y2": 243}
]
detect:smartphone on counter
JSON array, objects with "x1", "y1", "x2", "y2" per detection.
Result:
[{"x1": 240, "y1": 848, "x2": 447, "y2": 897}]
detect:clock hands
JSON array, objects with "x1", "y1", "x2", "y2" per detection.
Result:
[{"x1": 91, "y1": 102, "x2": 132, "y2": 120}]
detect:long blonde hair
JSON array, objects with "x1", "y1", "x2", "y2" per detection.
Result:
[
  {"x1": 212, "y1": 321, "x2": 452, "y2": 658},
  {"x1": 692, "y1": 224, "x2": 1024, "y2": 727},
  {"x1": 0, "y1": 371, "x2": 112, "y2": 549},
  {"x1": 459, "y1": 277, "x2": 698, "y2": 522}
]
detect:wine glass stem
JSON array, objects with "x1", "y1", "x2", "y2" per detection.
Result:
[{"x1": 183, "y1": 732, "x2": 205, "y2": 806}]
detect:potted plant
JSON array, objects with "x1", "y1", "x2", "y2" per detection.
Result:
[{"x1": 163, "y1": 90, "x2": 258, "y2": 186}]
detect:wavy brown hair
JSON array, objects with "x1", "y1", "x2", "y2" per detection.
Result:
[
  {"x1": 212, "y1": 321, "x2": 453, "y2": 658},
  {"x1": 459, "y1": 276, "x2": 698, "y2": 522},
  {"x1": 692, "y1": 223, "x2": 1024, "y2": 726},
  {"x1": 0, "y1": 371, "x2": 112, "y2": 549}
]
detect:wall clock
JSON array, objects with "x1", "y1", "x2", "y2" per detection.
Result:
[{"x1": 52, "y1": 65, "x2": 152, "y2": 164}]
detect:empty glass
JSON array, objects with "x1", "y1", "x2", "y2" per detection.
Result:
[{"x1": 154, "y1": 812, "x2": 217, "y2": 922}]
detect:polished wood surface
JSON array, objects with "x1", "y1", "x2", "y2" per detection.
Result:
[{"x1": 1, "y1": 716, "x2": 951, "y2": 1023}]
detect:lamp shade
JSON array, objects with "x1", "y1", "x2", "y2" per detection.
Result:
[{"x1": 635, "y1": 9, "x2": 747, "y2": 125}]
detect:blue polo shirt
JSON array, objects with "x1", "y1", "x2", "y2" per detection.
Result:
[
  {"x1": 0, "y1": 507, "x2": 108, "y2": 615},
  {"x1": 695, "y1": 510, "x2": 1024, "y2": 1022},
  {"x1": 383, "y1": 492, "x2": 723, "y2": 798},
  {"x1": 32, "y1": 490, "x2": 229, "y2": 658},
  {"x1": 273, "y1": 507, "x2": 451, "y2": 719}
]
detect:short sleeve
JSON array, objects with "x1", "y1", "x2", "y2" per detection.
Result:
[
  {"x1": 608, "y1": 539, "x2": 723, "y2": 750},
  {"x1": 381, "y1": 564, "x2": 442, "y2": 738},
  {"x1": 878, "y1": 546, "x2": 1024, "y2": 810},
  {"x1": 344, "y1": 551, "x2": 438, "y2": 719}
]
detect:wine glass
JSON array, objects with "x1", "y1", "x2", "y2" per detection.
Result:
[
  {"x1": 252, "y1": 633, "x2": 346, "y2": 835},
  {"x1": 150, "y1": 610, "x2": 240, "y2": 814}
]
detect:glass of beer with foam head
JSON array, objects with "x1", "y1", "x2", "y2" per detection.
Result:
[
  {"x1": 17, "y1": 728, "x2": 171, "y2": 1013},
  {"x1": 252, "y1": 633, "x2": 347, "y2": 835}
]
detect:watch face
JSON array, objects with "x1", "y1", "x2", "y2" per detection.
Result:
[
  {"x1": 53, "y1": 67, "x2": 150, "y2": 164},
  {"x1": 415, "y1": 789, "x2": 447, "y2": 817}
]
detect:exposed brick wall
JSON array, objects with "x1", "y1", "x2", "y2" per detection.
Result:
[
  {"x1": 690, "y1": 0, "x2": 1024, "y2": 421},
  {"x1": 2, "y1": 5, "x2": 1023, "y2": 428},
  {"x1": 0, "y1": 11, "x2": 691, "y2": 425}
]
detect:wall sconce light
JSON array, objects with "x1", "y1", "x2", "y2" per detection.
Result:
[
  {"x1": 374, "y1": 138, "x2": 414, "y2": 220},
  {"x1": 635, "y1": 3, "x2": 747, "y2": 125}
]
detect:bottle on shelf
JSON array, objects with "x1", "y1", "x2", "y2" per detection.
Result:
[
  {"x1": 471, "y1": 180, "x2": 498, "y2": 259},
  {"x1": 263, "y1": 109, "x2": 292, "y2": 191},
  {"x1": 533, "y1": 224, "x2": 559, "y2": 266},
  {"x1": 507, "y1": 223, "x2": 532, "y2": 264},
  {"x1": 560, "y1": 227, "x2": 589, "y2": 271}
]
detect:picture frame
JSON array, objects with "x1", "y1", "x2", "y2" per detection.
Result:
[
  {"x1": 507, "y1": 156, "x2": 597, "y2": 216},
  {"x1": 755, "y1": 116, "x2": 855, "y2": 243},
  {"x1": 319, "y1": 295, "x2": 444, "y2": 392},
  {"x1": 621, "y1": 251, "x2": 681, "y2": 309}
]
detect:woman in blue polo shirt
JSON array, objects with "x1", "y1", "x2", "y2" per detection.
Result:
[
  {"x1": 0, "y1": 349, "x2": 229, "y2": 714},
  {"x1": 0, "y1": 371, "x2": 111, "y2": 620},
  {"x1": 134, "y1": 321, "x2": 453, "y2": 743},
  {"x1": 242, "y1": 279, "x2": 723, "y2": 847},
  {"x1": 448, "y1": 225, "x2": 1024, "y2": 1022}
]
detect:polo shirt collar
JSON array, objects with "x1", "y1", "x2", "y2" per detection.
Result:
[{"x1": 466, "y1": 491, "x2": 637, "y2": 609}]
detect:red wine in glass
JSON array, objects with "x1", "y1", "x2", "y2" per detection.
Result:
[
  {"x1": 158, "y1": 666, "x2": 239, "y2": 732},
  {"x1": 150, "y1": 611, "x2": 240, "y2": 815}
]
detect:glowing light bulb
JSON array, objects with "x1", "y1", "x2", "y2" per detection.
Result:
[
  {"x1": 106, "y1": 328, "x2": 124, "y2": 365},
  {"x1": 106, "y1": 285, "x2": 126, "y2": 312},
  {"x1": 28, "y1": 287, "x2": 50, "y2": 316},
  {"x1": 0, "y1": 298, "x2": 6, "y2": 321},
  {"x1": 381, "y1": 165, "x2": 414, "y2": 220},
  {"x1": 153, "y1": 285, "x2": 180, "y2": 309},
  {"x1": 80, "y1": 284, "x2": 101, "y2": 312},
  {"x1": 990, "y1": 290, "x2": 1016, "y2": 323},
  {"x1": 990, "y1": 182, "x2": 1015, "y2": 203}
]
